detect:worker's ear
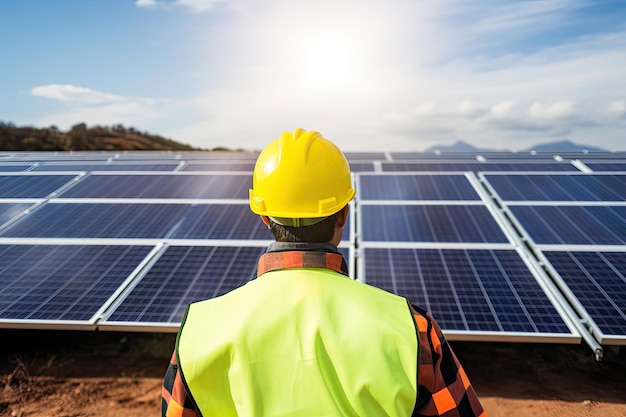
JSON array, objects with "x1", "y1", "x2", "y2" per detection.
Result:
[
  {"x1": 335, "y1": 205, "x2": 349, "y2": 229},
  {"x1": 261, "y1": 215, "x2": 271, "y2": 228}
]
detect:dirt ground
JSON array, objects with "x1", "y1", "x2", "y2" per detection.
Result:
[{"x1": 1, "y1": 329, "x2": 625, "y2": 417}]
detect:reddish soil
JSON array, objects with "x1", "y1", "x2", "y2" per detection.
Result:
[{"x1": 1, "y1": 330, "x2": 625, "y2": 417}]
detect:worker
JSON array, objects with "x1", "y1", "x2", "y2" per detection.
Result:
[{"x1": 162, "y1": 128, "x2": 487, "y2": 417}]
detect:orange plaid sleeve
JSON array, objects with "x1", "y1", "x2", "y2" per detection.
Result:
[
  {"x1": 411, "y1": 304, "x2": 487, "y2": 417},
  {"x1": 162, "y1": 351, "x2": 199, "y2": 417}
]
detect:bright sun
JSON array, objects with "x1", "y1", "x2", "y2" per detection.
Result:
[{"x1": 297, "y1": 31, "x2": 359, "y2": 88}]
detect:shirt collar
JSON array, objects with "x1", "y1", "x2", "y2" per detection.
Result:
[{"x1": 257, "y1": 242, "x2": 349, "y2": 277}]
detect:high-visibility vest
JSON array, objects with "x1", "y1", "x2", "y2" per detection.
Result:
[{"x1": 176, "y1": 268, "x2": 419, "y2": 416}]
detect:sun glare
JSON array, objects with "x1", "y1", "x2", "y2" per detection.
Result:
[{"x1": 297, "y1": 31, "x2": 359, "y2": 88}]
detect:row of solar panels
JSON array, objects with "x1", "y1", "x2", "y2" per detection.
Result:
[
  {"x1": 2, "y1": 148, "x2": 626, "y2": 171},
  {"x1": 1, "y1": 171, "x2": 624, "y2": 200},
  {"x1": 1, "y1": 160, "x2": 626, "y2": 172},
  {"x1": 0, "y1": 163, "x2": 624, "y2": 361}
]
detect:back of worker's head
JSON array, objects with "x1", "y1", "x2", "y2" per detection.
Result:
[{"x1": 249, "y1": 128, "x2": 355, "y2": 243}]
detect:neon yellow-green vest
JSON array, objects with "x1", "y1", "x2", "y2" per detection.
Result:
[{"x1": 176, "y1": 268, "x2": 419, "y2": 416}]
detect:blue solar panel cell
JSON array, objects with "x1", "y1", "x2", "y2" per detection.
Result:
[
  {"x1": 170, "y1": 151, "x2": 259, "y2": 160},
  {"x1": 363, "y1": 248, "x2": 572, "y2": 334},
  {"x1": 33, "y1": 164, "x2": 178, "y2": 171},
  {"x1": 0, "y1": 245, "x2": 153, "y2": 322},
  {"x1": 361, "y1": 205, "x2": 507, "y2": 243},
  {"x1": 105, "y1": 246, "x2": 266, "y2": 324},
  {"x1": 0, "y1": 203, "x2": 180, "y2": 238},
  {"x1": 346, "y1": 162, "x2": 375, "y2": 172},
  {"x1": 169, "y1": 205, "x2": 274, "y2": 240},
  {"x1": 59, "y1": 174, "x2": 251, "y2": 199},
  {"x1": 485, "y1": 174, "x2": 626, "y2": 201},
  {"x1": 181, "y1": 163, "x2": 255, "y2": 172},
  {"x1": 344, "y1": 152, "x2": 387, "y2": 160},
  {"x1": 0, "y1": 203, "x2": 274, "y2": 240},
  {"x1": 389, "y1": 153, "x2": 482, "y2": 160},
  {"x1": 545, "y1": 251, "x2": 626, "y2": 339},
  {"x1": 0, "y1": 165, "x2": 31, "y2": 172},
  {"x1": 0, "y1": 175, "x2": 76, "y2": 198},
  {"x1": 585, "y1": 163, "x2": 626, "y2": 172},
  {"x1": 359, "y1": 175, "x2": 480, "y2": 200},
  {"x1": 382, "y1": 162, "x2": 576, "y2": 172},
  {"x1": 0, "y1": 203, "x2": 31, "y2": 226},
  {"x1": 510, "y1": 206, "x2": 626, "y2": 245}
]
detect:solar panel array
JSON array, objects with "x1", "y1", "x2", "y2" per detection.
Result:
[
  {"x1": 1, "y1": 149, "x2": 624, "y2": 359},
  {"x1": 356, "y1": 172, "x2": 579, "y2": 345},
  {"x1": 482, "y1": 171, "x2": 626, "y2": 350}
]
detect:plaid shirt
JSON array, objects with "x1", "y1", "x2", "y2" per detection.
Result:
[{"x1": 162, "y1": 244, "x2": 486, "y2": 417}]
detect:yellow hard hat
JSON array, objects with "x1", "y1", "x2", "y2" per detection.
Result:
[{"x1": 249, "y1": 128, "x2": 355, "y2": 226}]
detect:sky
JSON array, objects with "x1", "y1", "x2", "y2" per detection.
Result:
[{"x1": 1, "y1": 0, "x2": 625, "y2": 152}]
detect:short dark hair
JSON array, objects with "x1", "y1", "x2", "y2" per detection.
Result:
[{"x1": 269, "y1": 212, "x2": 339, "y2": 243}]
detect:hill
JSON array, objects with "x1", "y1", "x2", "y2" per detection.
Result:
[
  {"x1": 424, "y1": 140, "x2": 498, "y2": 153},
  {"x1": 0, "y1": 121, "x2": 201, "y2": 152},
  {"x1": 424, "y1": 139, "x2": 609, "y2": 153},
  {"x1": 525, "y1": 139, "x2": 607, "y2": 153}
]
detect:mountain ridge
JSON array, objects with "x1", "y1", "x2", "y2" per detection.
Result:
[{"x1": 424, "y1": 139, "x2": 610, "y2": 153}]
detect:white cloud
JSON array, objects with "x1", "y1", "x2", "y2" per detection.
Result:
[
  {"x1": 31, "y1": 84, "x2": 124, "y2": 105},
  {"x1": 32, "y1": 99, "x2": 184, "y2": 142},
  {"x1": 135, "y1": 0, "x2": 158, "y2": 8},
  {"x1": 134, "y1": 0, "x2": 229, "y2": 13},
  {"x1": 528, "y1": 101, "x2": 576, "y2": 121},
  {"x1": 490, "y1": 101, "x2": 518, "y2": 119},
  {"x1": 460, "y1": 101, "x2": 488, "y2": 119},
  {"x1": 609, "y1": 100, "x2": 626, "y2": 119},
  {"x1": 28, "y1": 85, "x2": 184, "y2": 141},
  {"x1": 174, "y1": 0, "x2": 228, "y2": 13}
]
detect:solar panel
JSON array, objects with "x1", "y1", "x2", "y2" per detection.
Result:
[
  {"x1": 389, "y1": 153, "x2": 481, "y2": 160},
  {"x1": 0, "y1": 203, "x2": 32, "y2": 226},
  {"x1": 100, "y1": 244, "x2": 353, "y2": 331},
  {"x1": 0, "y1": 153, "x2": 108, "y2": 162},
  {"x1": 560, "y1": 152, "x2": 626, "y2": 159},
  {"x1": 0, "y1": 203, "x2": 273, "y2": 240},
  {"x1": 172, "y1": 205, "x2": 271, "y2": 240},
  {"x1": 544, "y1": 251, "x2": 626, "y2": 344},
  {"x1": 483, "y1": 174, "x2": 626, "y2": 201},
  {"x1": 585, "y1": 163, "x2": 626, "y2": 171},
  {"x1": 105, "y1": 152, "x2": 183, "y2": 161},
  {"x1": 0, "y1": 174, "x2": 77, "y2": 198},
  {"x1": 358, "y1": 174, "x2": 480, "y2": 200},
  {"x1": 176, "y1": 151, "x2": 259, "y2": 160},
  {"x1": 362, "y1": 248, "x2": 577, "y2": 341},
  {"x1": 181, "y1": 162, "x2": 255, "y2": 172},
  {"x1": 359, "y1": 205, "x2": 508, "y2": 243},
  {"x1": 0, "y1": 244, "x2": 154, "y2": 327},
  {"x1": 509, "y1": 206, "x2": 626, "y2": 245},
  {"x1": 381, "y1": 162, "x2": 577, "y2": 172},
  {"x1": 0, "y1": 165, "x2": 32, "y2": 172},
  {"x1": 344, "y1": 152, "x2": 387, "y2": 160},
  {"x1": 100, "y1": 245, "x2": 266, "y2": 329},
  {"x1": 480, "y1": 153, "x2": 566, "y2": 160},
  {"x1": 347, "y1": 162, "x2": 375, "y2": 172},
  {"x1": 58, "y1": 173, "x2": 251, "y2": 199},
  {"x1": 33, "y1": 163, "x2": 179, "y2": 171}
]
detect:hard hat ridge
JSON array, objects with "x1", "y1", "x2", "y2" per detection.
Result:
[{"x1": 276, "y1": 128, "x2": 321, "y2": 166}]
